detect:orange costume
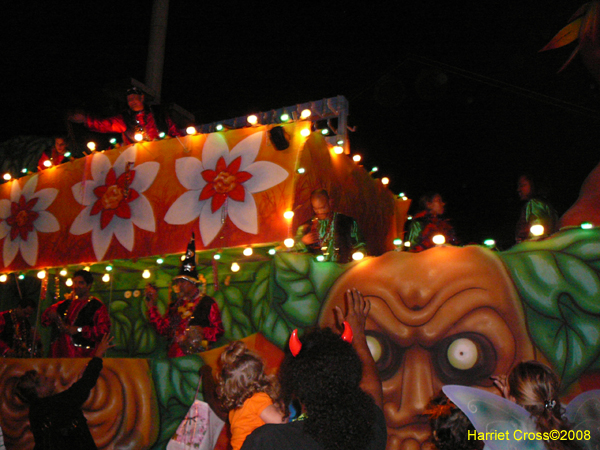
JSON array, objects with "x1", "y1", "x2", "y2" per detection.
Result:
[{"x1": 228, "y1": 392, "x2": 273, "y2": 450}]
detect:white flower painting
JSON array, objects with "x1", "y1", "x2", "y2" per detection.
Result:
[
  {"x1": 0, "y1": 175, "x2": 59, "y2": 266},
  {"x1": 165, "y1": 131, "x2": 289, "y2": 246},
  {"x1": 70, "y1": 146, "x2": 159, "y2": 260}
]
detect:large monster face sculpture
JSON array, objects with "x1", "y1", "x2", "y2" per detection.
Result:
[{"x1": 319, "y1": 246, "x2": 535, "y2": 450}]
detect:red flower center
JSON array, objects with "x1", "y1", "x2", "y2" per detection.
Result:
[
  {"x1": 199, "y1": 156, "x2": 253, "y2": 213},
  {"x1": 90, "y1": 168, "x2": 139, "y2": 229},
  {"x1": 213, "y1": 171, "x2": 238, "y2": 194},
  {"x1": 101, "y1": 185, "x2": 125, "y2": 210}
]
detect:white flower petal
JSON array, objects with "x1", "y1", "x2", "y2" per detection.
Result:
[
  {"x1": 202, "y1": 133, "x2": 229, "y2": 169},
  {"x1": 229, "y1": 131, "x2": 263, "y2": 170},
  {"x1": 10, "y1": 179, "x2": 23, "y2": 203},
  {"x1": 34, "y1": 211, "x2": 60, "y2": 233},
  {"x1": 70, "y1": 206, "x2": 95, "y2": 235},
  {"x1": 164, "y1": 191, "x2": 204, "y2": 225},
  {"x1": 175, "y1": 157, "x2": 206, "y2": 190},
  {"x1": 21, "y1": 175, "x2": 38, "y2": 200},
  {"x1": 228, "y1": 194, "x2": 258, "y2": 234},
  {"x1": 130, "y1": 162, "x2": 159, "y2": 193},
  {"x1": 0, "y1": 199, "x2": 10, "y2": 219},
  {"x1": 3, "y1": 237, "x2": 19, "y2": 267},
  {"x1": 243, "y1": 161, "x2": 289, "y2": 193},
  {"x1": 114, "y1": 146, "x2": 137, "y2": 177},
  {"x1": 0, "y1": 221, "x2": 9, "y2": 239},
  {"x1": 91, "y1": 220, "x2": 115, "y2": 261},
  {"x1": 113, "y1": 217, "x2": 134, "y2": 251},
  {"x1": 130, "y1": 195, "x2": 155, "y2": 232},
  {"x1": 19, "y1": 231, "x2": 38, "y2": 266},
  {"x1": 199, "y1": 201, "x2": 225, "y2": 246},
  {"x1": 90, "y1": 153, "x2": 112, "y2": 183},
  {"x1": 74, "y1": 180, "x2": 101, "y2": 206},
  {"x1": 32, "y1": 188, "x2": 58, "y2": 211}
]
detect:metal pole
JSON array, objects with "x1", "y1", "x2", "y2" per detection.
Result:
[{"x1": 145, "y1": 0, "x2": 169, "y2": 104}]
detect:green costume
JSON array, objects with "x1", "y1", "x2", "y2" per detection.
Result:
[{"x1": 294, "y1": 212, "x2": 366, "y2": 263}]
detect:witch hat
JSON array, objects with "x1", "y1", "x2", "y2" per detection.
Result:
[{"x1": 173, "y1": 233, "x2": 199, "y2": 284}]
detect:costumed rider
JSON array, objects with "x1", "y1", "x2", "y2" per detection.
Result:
[
  {"x1": 0, "y1": 297, "x2": 42, "y2": 357},
  {"x1": 145, "y1": 234, "x2": 224, "y2": 357},
  {"x1": 406, "y1": 192, "x2": 458, "y2": 252},
  {"x1": 41, "y1": 269, "x2": 111, "y2": 358},
  {"x1": 68, "y1": 86, "x2": 183, "y2": 145},
  {"x1": 515, "y1": 174, "x2": 558, "y2": 243},
  {"x1": 294, "y1": 189, "x2": 366, "y2": 263},
  {"x1": 37, "y1": 136, "x2": 70, "y2": 171}
]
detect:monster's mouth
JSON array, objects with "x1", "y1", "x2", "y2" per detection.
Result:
[{"x1": 386, "y1": 422, "x2": 432, "y2": 450}]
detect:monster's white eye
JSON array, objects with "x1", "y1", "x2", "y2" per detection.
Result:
[
  {"x1": 447, "y1": 338, "x2": 478, "y2": 370},
  {"x1": 366, "y1": 335, "x2": 382, "y2": 362}
]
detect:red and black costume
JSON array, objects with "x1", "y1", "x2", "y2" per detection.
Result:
[
  {"x1": 147, "y1": 293, "x2": 224, "y2": 358},
  {"x1": 407, "y1": 211, "x2": 458, "y2": 252},
  {"x1": 41, "y1": 297, "x2": 110, "y2": 358},
  {"x1": 84, "y1": 106, "x2": 183, "y2": 145}
]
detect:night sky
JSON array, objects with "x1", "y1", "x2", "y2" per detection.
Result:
[{"x1": 3, "y1": 0, "x2": 600, "y2": 249}]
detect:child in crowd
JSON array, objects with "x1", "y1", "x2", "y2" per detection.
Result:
[
  {"x1": 425, "y1": 391, "x2": 484, "y2": 450},
  {"x1": 216, "y1": 341, "x2": 287, "y2": 450},
  {"x1": 493, "y1": 360, "x2": 580, "y2": 450}
]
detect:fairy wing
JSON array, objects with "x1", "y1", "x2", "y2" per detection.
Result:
[
  {"x1": 565, "y1": 389, "x2": 600, "y2": 450},
  {"x1": 443, "y1": 385, "x2": 546, "y2": 450}
]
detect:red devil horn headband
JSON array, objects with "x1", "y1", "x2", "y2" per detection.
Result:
[{"x1": 288, "y1": 321, "x2": 353, "y2": 357}]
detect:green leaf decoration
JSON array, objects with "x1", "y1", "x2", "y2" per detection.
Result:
[
  {"x1": 150, "y1": 355, "x2": 203, "y2": 450},
  {"x1": 215, "y1": 287, "x2": 253, "y2": 340},
  {"x1": 109, "y1": 300, "x2": 129, "y2": 313},
  {"x1": 111, "y1": 312, "x2": 132, "y2": 352},
  {"x1": 500, "y1": 229, "x2": 600, "y2": 388},
  {"x1": 132, "y1": 319, "x2": 157, "y2": 355},
  {"x1": 273, "y1": 253, "x2": 347, "y2": 328}
]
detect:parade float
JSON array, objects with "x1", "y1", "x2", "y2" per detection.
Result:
[{"x1": 0, "y1": 85, "x2": 599, "y2": 449}]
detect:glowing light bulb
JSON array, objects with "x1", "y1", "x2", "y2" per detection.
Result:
[
  {"x1": 300, "y1": 128, "x2": 311, "y2": 137},
  {"x1": 156, "y1": 258, "x2": 164, "y2": 264},
  {"x1": 337, "y1": 139, "x2": 344, "y2": 145},
  {"x1": 84, "y1": 266, "x2": 90, "y2": 271},
  {"x1": 300, "y1": 109, "x2": 311, "y2": 119},
  {"x1": 60, "y1": 269, "x2": 68, "y2": 276},
  {"x1": 404, "y1": 241, "x2": 411, "y2": 248},
  {"x1": 109, "y1": 138, "x2": 117, "y2": 145},
  {"x1": 64, "y1": 151, "x2": 71, "y2": 157},
  {"x1": 66, "y1": 278, "x2": 73, "y2": 286},
  {"x1": 213, "y1": 253, "x2": 221, "y2": 260},
  {"x1": 407, "y1": 215, "x2": 413, "y2": 220},
  {"x1": 21, "y1": 168, "x2": 28, "y2": 174},
  {"x1": 268, "y1": 248, "x2": 276, "y2": 255},
  {"x1": 186, "y1": 126, "x2": 197, "y2": 135},
  {"x1": 402, "y1": 196, "x2": 408, "y2": 201},
  {"x1": 142, "y1": 269, "x2": 151, "y2": 279},
  {"x1": 105, "y1": 265, "x2": 112, "y2": 271},
  {"x1": 159, "y1": 132, "x2": 166, "y2": 138},
  {"x1": 352, "y1": 251, "x2": 365, "y2": 261},
  {"x1": 484, "y1": 239, "x2": 496, "y2": 247},
  {"x1": 180, "y1": 255, "x2": 186, "y2": 261},
  {"x1": 393, "y1": 238, "x2": 403, "y2": 246},
  {"x1": 333, "y1": 146, "x2": 343, "y2": 154},
  {"x1": 43, "y1": 160, "x2": 52, "y2": 168},
  {"x1": 243, "y1": 247, "x2": 253, "y2": 256},
  {"x1": 231, "y1": 262, "x2": 240, "y2": 272},
  {"x1": 432, "y1": 234, "x2": 446, "y2": 245},
  {"x1": 280, "y1": 113, "x2": 290, "y2": 122},
  {"x1": 316, "y1": 255, "x2": 325, "y2": 262},
  {"x1": 18, "y1": 274, "x2": 25, "y2": 280},
  {"x1": 87, "y1": 142, "x2": 96, "y2": 151},
  {"x1": 352, "y1": 154, "x2": 362, "y2": 163},
  {"x1": 247, "y1": 115, "x2": 258, "y2": 125},
  {"x1": 216, "y1": 124, "x2": 224, "y2": 131},
  {"x1": 283, "y1": 211, "x2": 294, "y2": 220},
  {"x1": 321, "y1": 129, "x2": 330, "y2": 135},
  {"x1": 3, "y1": 173, "x2": 11, "y2": 181},
  {"x1": 134, "y1": 133, "x2": 144, "y2": 142},
  {"x1": 399, "y1": 192, "x2": 405, "y2": 197},
  {"x1": 530, "y1": 224, "x2": 545, "y2": 236},
  {"x1": 102, "y1": 273, "x2": 110, "y2": 282},
  {"x1": 297, "y1": 167, "x2": 305, "y2": 174},
  {"x1": 381, "y1": 177, "x2": 390, "y2": 186},
  {"x1": 370, "y1": 166, "x2": 379, "y2": 173},
  {"x1": 0, "y1": 274, "x2": 6, "y2": 283},
  {"x1": 284, "y1": 238, "x2": 295, "y2": 248},
  {"x1": 581, "y1": 222, "x2": 593, "y2": 229}
]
